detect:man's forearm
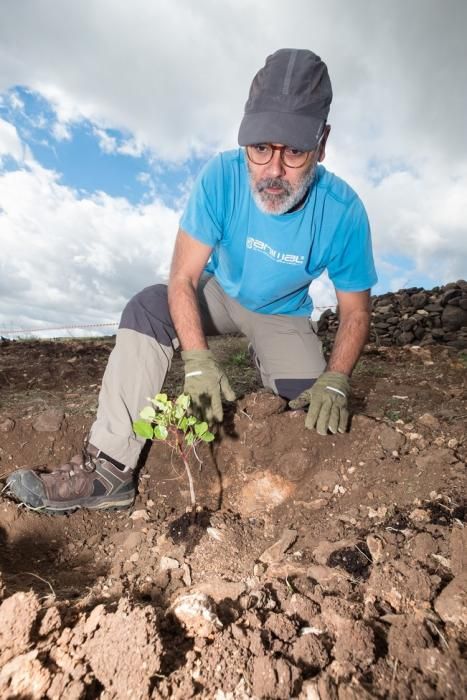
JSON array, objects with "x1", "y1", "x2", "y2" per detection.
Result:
[
  {"x1": 168, "y1": 278, "x2": 208, "y2": 350},
  {"x1": 327, "y1": 310, "x2": 370, "y2": 376}
]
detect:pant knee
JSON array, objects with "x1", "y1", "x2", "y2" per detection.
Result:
[
  {"x1": 119, "y1": 284, "x2": 177, "y2": 345},
  {"x1": 274, "y1": 377, "x2": 317, "y2": 401}
]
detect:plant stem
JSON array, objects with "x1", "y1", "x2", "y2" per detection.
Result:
[{"x1": 176, "y1": 435, "x2": 196, "y2": 509}]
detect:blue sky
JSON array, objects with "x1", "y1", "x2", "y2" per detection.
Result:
[
  {"x1": 0, "y1": 0, "x2": 466, "y2": 337},
  {"x1": 0, "y1": 87, "x2": 207, "y2": 208}
]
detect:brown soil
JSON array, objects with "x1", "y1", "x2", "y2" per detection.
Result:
[{"x1": 0, "y1": 336, "x2": 466, "y2": 699}]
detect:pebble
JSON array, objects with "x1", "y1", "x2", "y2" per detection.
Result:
[
  {"x1": 160, "y1": 556, "x2": 180, "y2": 571},
  {"x1": 378, "y1": 424, "x2": 406, "y2": 452},
  {"x1": 417, "y1": 413, "x2": 440, "y2": 429},
  {"x1": 259, "y1": 528, "x2": 298, "y2": 564},
  {"x1": 0, "y1": 418, "x2": 15, "y2": 432},
  {"x1": 367, "y1": 505, "x2": 388, "y2": 519},
  {"x1": 366, "y1": 535, "x2": 384, "y2": 562},
  {"x1": 33, "y1": 409, "x2": 64, "y2": 432},
  {"x1": 434, "y1": 573, "x2": 467, "y2": 627},
  {"x1": 171, "y1": 593, "x2": 223, "y2": 638},
  {"x1": 130, "y1": 509, "x2": 150, "y2": 521},
  {"x1": 409, "y1": 508, "x2": 430, "y2": 523},
  {"x1": 313, "y1": 469, "x2": 339, "y2": 491}
]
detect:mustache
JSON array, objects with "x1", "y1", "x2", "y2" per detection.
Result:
[{"x1": 256, "y1": 178, "x2": 292, "y2": 195}]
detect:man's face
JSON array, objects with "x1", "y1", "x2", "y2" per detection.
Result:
[
  {"x1": 246, "y1": 145, "x2": 317, "y2": 215},
  {"x1": 245, "y1": 129, "x2": 329, "y2": 215}
]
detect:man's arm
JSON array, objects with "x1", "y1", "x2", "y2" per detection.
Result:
[
  {"x1": 168, "y1": 228, "x2": 213, "y2": 350},
  {"x1": 289, "y1": 288, "x2": 371, "y2": 434},
  {"x1": 327, "y1": 289, "x2": 371, "y2": 375},
  {"x1": 168, "y1": 228, "x2": 236, "y2": 423}
]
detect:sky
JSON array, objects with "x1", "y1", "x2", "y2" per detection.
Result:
[{"x1": 0, "y1": 0, "x2": 466, "y2": 338}]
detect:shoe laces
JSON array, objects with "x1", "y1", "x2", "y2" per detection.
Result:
[
  {"x1": 49, "y1": 441, "x2": 98, "y2": 478},
  {"x1": 81, "y1": 438, "x2": 99, "y2": 473}
]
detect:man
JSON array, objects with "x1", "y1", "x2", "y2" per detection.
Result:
[{"x1": 7, "y1": 49, "x2": 377, "y2": 514}]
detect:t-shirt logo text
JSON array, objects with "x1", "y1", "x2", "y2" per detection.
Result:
[{"x1": 246, "y1": 237, "x2": 305, "y2": 266}]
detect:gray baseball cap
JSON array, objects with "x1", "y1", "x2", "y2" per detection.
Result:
[{"x1": 238, "y1": 49, "x2": 332, "y2": 151}]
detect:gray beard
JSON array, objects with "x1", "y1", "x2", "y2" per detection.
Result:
[{"x1": 248, "y1": 161, "x2": 317, "y2": 215}]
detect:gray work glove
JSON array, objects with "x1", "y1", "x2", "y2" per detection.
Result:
[
  {"x1": 182, "y1": 349, "x2": 236, "y2": 424},
  {"x1": 288, "y1": 371, "x2": 350, "y2": 435}
]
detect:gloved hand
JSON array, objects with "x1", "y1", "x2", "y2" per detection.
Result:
[
  {"x1": 182, "y1": 349, "x2": 236, "y2": 424},
  {"x1": 288, "y1": 371, "x2": 350, "y2": 435}
]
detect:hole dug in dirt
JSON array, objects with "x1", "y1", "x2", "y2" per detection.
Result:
[{"x1": 327, "y1": 543, "x2": 372, "y2": 580}]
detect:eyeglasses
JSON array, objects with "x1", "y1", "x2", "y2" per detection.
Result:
[{"x1": 246, "y1": 143, "x2": 314, "y2": 168}]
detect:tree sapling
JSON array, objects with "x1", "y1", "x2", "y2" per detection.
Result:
[{"x1": 133, "y1": 393, "x2": 214, "y2": 510}]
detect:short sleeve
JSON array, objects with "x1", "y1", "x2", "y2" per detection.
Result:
[
  {"x1": 179, "y1": 154, "x2": 225, "y2": 246},
  {"x1": 327, "y1": 197, "x2": 378, "y2": 292}
]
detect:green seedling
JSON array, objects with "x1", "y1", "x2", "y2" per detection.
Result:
[
  {"x1": 133, "y1": 393, "x2": 214, "y2": 509},
  {"x1": 228, "y1": 350, "x2": 250, "y2": 367}
]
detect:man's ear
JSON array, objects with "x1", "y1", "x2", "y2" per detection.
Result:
[{"x1": 318, "y1": 124, "x2": 331, "y2": 162}]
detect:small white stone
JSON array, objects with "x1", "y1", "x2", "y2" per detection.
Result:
[
  {"x1": 160, "y1": 556, "x2": 180, "y2": 571},
  {"x1": 206, "y1": 527, "x2": 225, "y2": 542},
  {"x1": 130, "y1": 509, "x2": 150, "y2": 521}
]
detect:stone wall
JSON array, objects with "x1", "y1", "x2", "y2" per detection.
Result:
[{"x1": 317, "y1": 280, "x2": 467, "y2": 350}]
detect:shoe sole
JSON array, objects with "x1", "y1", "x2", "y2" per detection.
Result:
[{"x1": 10, "y1": 494, "x2": 135, "y2": 516}]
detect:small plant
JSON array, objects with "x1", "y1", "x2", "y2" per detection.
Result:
[
  {"x1": 385, "y1": 409, "x2": 401, "y2": 422},
  {"x1": 133, "y1": 393, "x2": 214, "y2": 509},
  {"x1": 228, "y1": 349, "x2": 250, "y2": 367}
]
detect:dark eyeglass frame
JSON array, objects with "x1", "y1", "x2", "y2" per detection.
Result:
[
  {"x1": 246, "y1": 144, "x2": 310, "y2": 168},
  {"x1": 245, "y1": 133, "x2": 325, "y2": 168}
]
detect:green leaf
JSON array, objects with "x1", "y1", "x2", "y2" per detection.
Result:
[
  {"x1": 174, "y1": 405, "x2": 185, "y2": 420},
  {"x1": 185, "y1": 432, "x2": 195, "y2": 445},
  {"x1": 179, "y1": 416, "x2": 188, "y2": 432},
  {"x1": 176, "y1": 394, "x2": 191, "y2": 411},
  {"x1": 133, "y1": 420, "x2": 154, "y2": 439},
  {"x1": 152, "y1": 393, "x2": 172, "y2": 411},
  {"x1": 201, "y1": 431, "x2": 215, "y2": 442},
  {"x1": 186, "y1": 416, "x2": 197, "y2": 426},
  {"x1": 139, "y1": 406, "x2": 156, "y2": 420},
  {"x1": 154, "y1": 424, "x2": 169, "y2": 440},
  {"x1": 195, "y1": 421, "x2": 209, "y2": 437}
]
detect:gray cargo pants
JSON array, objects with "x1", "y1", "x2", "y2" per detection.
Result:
[{"x1": 89, "y1": 275, "x2": 326, "y2": 469}]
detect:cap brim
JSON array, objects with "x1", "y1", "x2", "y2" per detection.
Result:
[{"x1": 238, "y1": 111, "x2": 324, "y2": 151}]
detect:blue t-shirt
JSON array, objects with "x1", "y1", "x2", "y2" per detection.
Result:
[{"x1": 180, "y1": 149, "x2": 377, "y2": 316}]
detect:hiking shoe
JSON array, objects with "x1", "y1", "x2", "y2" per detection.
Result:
[{"x1": 6, "y1": 443, "x2": 135, "y2": 514}]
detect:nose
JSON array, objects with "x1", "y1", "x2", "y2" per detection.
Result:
[{"x1": 264, "y1": 150, "x2": 286, "y2": 178}]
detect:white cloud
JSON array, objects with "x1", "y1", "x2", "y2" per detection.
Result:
[
  {"x1": 0, "y1": 118, "x2": 24, "y2": 162},
  {"x1": 9, "y1": 91, "x2": 24, "y2": 111},
  {"x1": 52, "y1": 120, "x2": 72, "y2": 141},
  {"x1": 93, "y1": 126, "x2": 117, "y2": 154},
  {"x1": 0, "y1": 158, "x2": 181, "y2": 336}
]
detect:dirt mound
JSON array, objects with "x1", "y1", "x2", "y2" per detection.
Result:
[
  {"x1": 0, "y1": 594, "x2": 162, "y2": 698},
  {"x1": 0, "y1": 337, "x2": 466, "y2": 697}
]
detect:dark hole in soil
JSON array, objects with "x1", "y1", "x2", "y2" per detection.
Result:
[
  {"x1": 385, "y1": 510, "x2": 410, "y2": 531},
  {"x1": 168, "y1": 508, "x2": 212, "y2": 554},
  {"x1": 327, "y1": 543, "x2": 372, "y2": 580},
  {"x1": 425, "y1": 499, "x2": 466, "y2": 525}
]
